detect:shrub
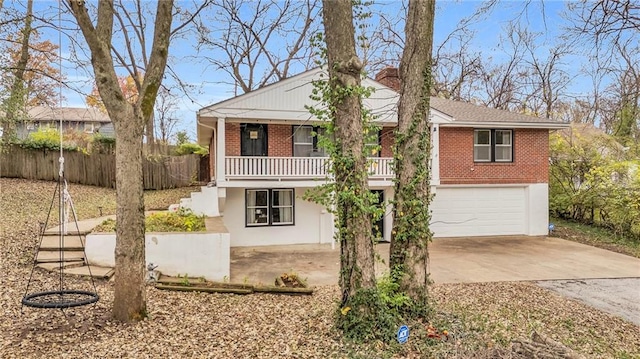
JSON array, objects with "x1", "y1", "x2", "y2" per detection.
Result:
[
  {"x1": 175, "y1": 142, "x2": 208, "y2": 155},
  {"x1": 549, "y1": 127, "x2": 640, "y2": 239},
  {"x1": 19, "y1": 127, "x2": 77, "y2": 151},
  {"x1": 93, "y1": 208, "x2": 206, "y2": 232},
  {"x1": 91, "y1": 133, "x2": 116, "y2": 154}
]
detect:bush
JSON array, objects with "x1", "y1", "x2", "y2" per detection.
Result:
[
  {"x1": 93, "y1": 208, "x2": 206, "y2": 232},
  {"x1": 336, "y1": 274, "x2": 432, "y2": 343},
  {"x1": 175, "y1": 142, "x2": 208, "y2": 155},
  {"x1": 19, "y1": 127, "x2": 77, "y2": 151},
  {"x1": 91, "y1": 134, "x2": 116, "y2": 154},
  {"x1": 549, "y1": 127, "x2": 640, "y2": 239}
]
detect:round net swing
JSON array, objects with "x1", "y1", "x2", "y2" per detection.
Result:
[{"x1": 21, "y1": 158, "x2": 100, "y2": 310}]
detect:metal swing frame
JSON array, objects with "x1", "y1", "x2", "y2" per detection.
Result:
[{"x1": 21, "y1": 168, "x2": 100, "y2": 310}]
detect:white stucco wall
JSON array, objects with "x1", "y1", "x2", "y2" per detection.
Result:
[
  {"x1": 222, "y1": 183, "x2": 549, "y2": 246},
  {"x1": 223, "y1": 187, "x2": 331, "y2": 247},
  {"x1": 224, "y1": 186, "x2": 395, "y2": 247},
  {"x1": 85, "y1": 232, "x2": 230, "y2": 281},
  {"x1": 526, "y1": 183, "x2": 549, "y2": 236}
]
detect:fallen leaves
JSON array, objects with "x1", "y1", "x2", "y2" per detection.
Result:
[{"x1": 1, "y1": 179, "x2": 639, "y2": 358}]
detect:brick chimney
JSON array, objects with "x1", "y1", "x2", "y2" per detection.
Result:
[{"x1": 374, "y1": 67, "x2": 401, "y2": 91}]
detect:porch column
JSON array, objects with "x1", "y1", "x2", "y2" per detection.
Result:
[
  {"x1": 216, "y1": 117, "x2": 226, "y2": 184},
  {"x1": 431, "y1": 123, "x2": 440, "y2": 185}
]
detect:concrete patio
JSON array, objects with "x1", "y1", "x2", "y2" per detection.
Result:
[{"x1": 230, "y1": 236, "x2": 640, "y2": 285}]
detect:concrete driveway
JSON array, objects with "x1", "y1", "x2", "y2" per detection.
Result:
[
  {"x1": 230, "y1": 236, "x2": 640, "y2": 285},
  {"x1": 230, "y1": 236, "x2": 640, "y2": 326}
]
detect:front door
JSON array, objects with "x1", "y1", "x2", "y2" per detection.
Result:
[
  {"x1": 241, "y1": 124, "x2": 268, "y2": 156},
  {"x1": 371, "y1": 190, "x2": 385, "y2": 241}
]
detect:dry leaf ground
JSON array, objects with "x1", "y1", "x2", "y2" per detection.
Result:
[{"x1": 1, "y1": 178, "x2": 638, "y2": 358}]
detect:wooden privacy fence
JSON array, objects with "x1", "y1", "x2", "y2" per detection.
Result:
[{"x1": 0, "y1": 146, "x2": 202, "y2": 190}]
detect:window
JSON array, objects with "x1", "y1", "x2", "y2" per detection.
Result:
[
  {"x1": 246, "y1": 189, "x2": 294, "y2": 226},
  {"x1": 293, "y1": 126, "x2": 327, "y2": 157},
  {"x1": 84, "y1": 122, "x2": 95, "y2": 133},
  {"x1": 474, "y1": 129, "x2": 513, "y2": 162},
  {"x1": 365, "y1": 129, "x2": 382, "y2": 157}
]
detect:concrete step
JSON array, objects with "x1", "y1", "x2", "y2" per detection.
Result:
[
  {"x1": 37, "y1": 261, "x2": 86, "y2": 271},
  {"x1": 36, "y1": 263, "x2": 114, "y2": 279},
  {"x1": 36, "y1": 251, "x2": 84, "y2": 263},
  {"x1": 39, "y1": 235, "x2": 85, "y2": 251},
  {"x1": 43, "y1": 228, "x2": 91, "y2": 236},
  {"x1": 64, "y1": 265, "x2": 114, "y2": 279}
]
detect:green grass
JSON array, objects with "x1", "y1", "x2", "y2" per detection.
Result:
[{"x1": 550, "y1": 217, "x2": 640, "y2": 258}]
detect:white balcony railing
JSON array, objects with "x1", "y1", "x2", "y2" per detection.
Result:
[{"x1": 224, "y1": 156, "x2": 394, "y2": 180}]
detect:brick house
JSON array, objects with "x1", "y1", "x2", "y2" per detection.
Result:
[{"x1": 194, "y1": 68, "x2": 567, "y2": 247}]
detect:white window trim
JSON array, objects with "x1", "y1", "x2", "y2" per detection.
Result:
[
  {"x1": 271, "y1": 189, "x2": 294, "y2": 225},
  {"x1": 245, "y1": 188, "x2": 295, "y2": 227},
  {"x1": 246, "y1": 189, "x2": 269, "y2": 226},
  {"x1": 495, "y1": 129, "x2": 513, "y2": 162},
  {"x1": 474, "y1": 129, "x2": 492, "y2": 162},
  {"x1": 293, "y1": 125, "x2": 327, "y2": 157},
  {"x1": 474, "y1": 129, "x2": 513, "y2": 163},
  {"x1": 293, "y1": 125, "x2": 313, "y2": 157}
]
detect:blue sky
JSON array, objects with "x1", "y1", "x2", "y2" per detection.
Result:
[{"x1": 11, "y1": 1, "x2": 589, "y2": 140}]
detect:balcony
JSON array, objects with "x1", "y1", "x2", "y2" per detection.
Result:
[{"x1": 224, "y1": 156, "x2": 394, "y2": 181}]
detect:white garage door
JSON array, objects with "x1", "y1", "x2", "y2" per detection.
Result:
[{"x1": 430, "y1": 186, "x2": 527, "y2": 237}]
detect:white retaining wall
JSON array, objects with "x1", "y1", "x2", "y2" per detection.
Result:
[{"x1": 85, "y1": 232, "x2": 230, "y2": 281}]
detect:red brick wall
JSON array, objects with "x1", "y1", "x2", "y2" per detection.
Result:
[
  {"x1": 381, "y1": 127, "x2": 394, "y2": 157},
  {"x1": 375, "y1": 67, "x2": 401, "y2": 91},
  {"x1": 439, "y1": 127, "x2": 549, "y2": 184},
  {"x1": 225, "y1": 123, "x2": 293, "y2": 156},
  {"x1": 225, "y1": 123, "x2": 241, "y2": 156},
  {"x1": 223, "y1": 123, "x2": 394, "y2": 159},
  {"x1": 268, "y1": 124, "x2": 293, "y2": 157}
]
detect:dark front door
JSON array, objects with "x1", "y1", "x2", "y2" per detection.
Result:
[
  {"x1": 371, "y1": 190, "x2": 385, "y2": 241},
  {"x1": 241, "y1": 124, "x2": 268, "y2": 156}
]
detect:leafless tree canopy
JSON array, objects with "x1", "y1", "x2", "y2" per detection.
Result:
[{"x1": 196, "y1": 0, "x2": 319, "y2": 94}]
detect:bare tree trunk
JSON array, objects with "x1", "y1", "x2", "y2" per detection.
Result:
[
  {"x1": 2, "y1": 0, "x2": 32, "y2": 141},
  {"x1": 322, "y1": 0, "x2": 376, "y2": 301},
  {"x1": 69, "y1": 0, "x2": 174, "y2": 322},
  {"x1": 112, "y1": 106, "x2": 146, "y2": 320},
  {"x1": 390, "y1": 0, "x2": 436, "y2": 305}
]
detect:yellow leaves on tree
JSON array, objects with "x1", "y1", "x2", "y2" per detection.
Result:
[
  {"x1": 3, "y1": 31, "x2": 62, "y2": 106},
  {"x1": 86, "y1": 74, "x2": 142, "y2": 113}
]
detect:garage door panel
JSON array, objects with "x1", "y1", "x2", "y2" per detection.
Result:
[{"x1": 430, "y1": 187, "x2": 527, "y2": 237}]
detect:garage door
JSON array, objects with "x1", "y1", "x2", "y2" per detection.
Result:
[{"x1": 430, "y1": 186, "x2": 527, "y2": 237}]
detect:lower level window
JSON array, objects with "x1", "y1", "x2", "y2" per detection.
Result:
[{"x1": 246, "y1": 189, "x2": 294, "y2": 226}]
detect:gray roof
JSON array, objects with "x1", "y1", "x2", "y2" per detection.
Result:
[
  {"x1": 430, "y1": 97, "x2": 565, "y2": 126},
  {"x1": 27, "y1": 106, "x2": 111, "y2": 123}
]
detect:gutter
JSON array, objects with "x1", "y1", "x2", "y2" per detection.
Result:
[{"x1": 439, "y1": 121, "x2": 570, "y2": 129}]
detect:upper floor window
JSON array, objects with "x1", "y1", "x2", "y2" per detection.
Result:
[
  {"x1": 293, "y1": 126, "x2": 327, "y2": 157},
  {"x1": 365, "y1": 129, "x2": 382, "y2": 157},
  {"x1": 474, "y1": 129, "x2": 513, "y2": 162},
  {"x1": 246, "y1": 188, "x2": 294, "y2": 226}
]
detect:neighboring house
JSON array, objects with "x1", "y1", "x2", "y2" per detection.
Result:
[
  {"x1": 16, "y1": 106, "x2": 113, "y2": 139},
  {"x1": 195, "y1": 67, "x2": 568, "y2": 247}
]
